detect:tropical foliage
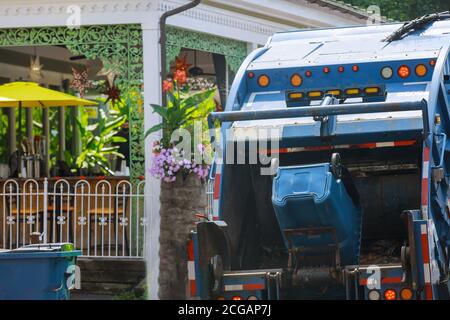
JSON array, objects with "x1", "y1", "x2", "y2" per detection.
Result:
[
  {"x1": 73, "y1": 108, "x2": 126, "y2": 175},
  {"x1": 346, "y1": 0, "x2": 448, "y2": 21}
]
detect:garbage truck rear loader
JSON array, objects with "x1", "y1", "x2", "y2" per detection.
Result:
[{"x1": 190, "y1": 13, "x2": 450, "y2": 300}]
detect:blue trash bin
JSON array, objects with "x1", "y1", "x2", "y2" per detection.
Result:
[
  {"x1": 272, "y1": 163, "x2": 362, "y2": 266},
  {"x1": 0, "y1": 243, "x2": 81, "y2": 300}
]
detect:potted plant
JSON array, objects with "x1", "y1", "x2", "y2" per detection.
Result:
[{"x1": 145, "y1": 56, "x2": 216, "y2": 299}]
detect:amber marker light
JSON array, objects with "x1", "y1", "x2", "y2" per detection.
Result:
[
  {"x1": 326, "y1": 89, "x2": 341, "y2": 96},
  {"x1": 415, "y1": 64, "x2": 427, "y2": 77},
  {"x1": 291, "y1": 74, "x2": 303, "y2": 87},
  {"x1": 258, "y1": 75, "x2": 270, "y2": 87},
  {"x1": 288, "y1": 92, "x2": 304, "y2": 100},
  {"x1": 400, "y1": 288, "x2": 413, "y2": 300},
  {"x1": 345, "y1": 88, "x2": 360, "y2": 96},
  {"x1": 307, "y1": 91, "x2": 323, "y2": 98},
  {"x1": 364, "y1": 87, "x2": 381, "y2": 95}
]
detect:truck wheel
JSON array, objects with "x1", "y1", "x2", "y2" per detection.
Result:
[{"x1": 330, "y1": 153, "x2": 342, "y2": 179}]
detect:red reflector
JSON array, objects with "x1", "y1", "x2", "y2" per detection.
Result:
[
  {"x1": 305, "y1": 70, "x2": 312, "y2": 77},
  {"x1": 338, "y1": 66, "x2": 345, "y2": 73},
  {"x1": 247, "y1": 72, "x2": 255, "y2": 79},
  {"x1": 352, "y1": 65, "x2": 359, "y2": 72},
  {"x1": 323, "y1": 67, "x2": 330, "y2": 74},
  {"x1": 384, "y1": 289, "x2": 397, "y2": 300},
  {"x1": 429, "y1": 59, "x2": 436, "y2": 67}
]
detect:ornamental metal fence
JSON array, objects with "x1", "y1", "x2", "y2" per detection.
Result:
[{"x1": 0, "y1": 178, "x2": 148, "y2": 258}]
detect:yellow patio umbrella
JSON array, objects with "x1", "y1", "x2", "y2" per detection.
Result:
[
  {"x1": 0, "y1": 96, "x2": 15, "y2": 104},
  {"x1": 0, "y1": 82, "x2": 97, "y2": 108},
  {"x1": 0, "y1": 82, "x2": 98, "y2": 174}
]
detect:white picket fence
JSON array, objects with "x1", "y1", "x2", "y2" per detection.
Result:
[{"x1": 0, "y1": 178, "x2": 148, "y2": 258}]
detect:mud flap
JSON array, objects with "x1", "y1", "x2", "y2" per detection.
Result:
[{"x1": 196, "y1": 221, "x2": 232, "y2": 299}]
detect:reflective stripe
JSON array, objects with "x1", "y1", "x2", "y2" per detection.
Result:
[
  {"x1": 213, "y1": 174, "x2": 221, "y2": 200},
  {"x1": 188, "y1": 261, "x2": 195, "y2": 280},
  {"x1": 421, "y1": 146, "x2": 430, "y2": 220},
  {"x1": 258, "y1": 140, "x2": 417, "y2": 154},
  {"x1": 422, "y1": 161, "x2": 429, "y2": 179},
  {"x1": 421, "y1": 205, "x2": 429, "y2": 220},
  {"x1": 359, "y1": 276, "x2": 402, "y2": 286},
  {"x1": 224, "y1": 284, "x2": 243, "y2": 291},
  {"x1": 213, "y1": 171, "x2": 221, "y2": 220},
  {"x1": 420, "y1": 222, "x2": 433, "y2": 300},
  {"x1": 224, "y1": 283, "x2": 265, "y2": 291},
  {"x1": 420, "y1": 224, "x2": 427, "y2": 235},
  {"x1": 423, "y1": 263, "x2": 431, "y2": 283},
  {"x1": 187, "y1": 239, "x2": 196, "y2": 297},
  {"x1": 425, "y1": 284, "x2": 433, "y2": 299},
  {"x1": 190, "y1": 280, "x2": 196, "y2": 296},
  {"x1": 243, "y1": 283, "x2": 265, "y2": 291},
  {"x1": 376, "y1": 142, "x2": 395, "y2": 147}
]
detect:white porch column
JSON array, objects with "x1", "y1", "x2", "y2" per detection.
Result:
[{"x1": 142, "y1": 13, "x2": 162, "y2": 300}]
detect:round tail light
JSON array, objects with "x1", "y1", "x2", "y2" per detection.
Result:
[
  {"x1": 384, "y1": 289, "x2": 397, "y2": 300},
  {"x1": 368, "y1": 290, "x2": 381, "y2": 300},
  {"x1": 398, "y1": 65, "x2": 410, "y2": 78},
  {"x1": 381, "y1": 66, "x2": 393, "y2": 79}
]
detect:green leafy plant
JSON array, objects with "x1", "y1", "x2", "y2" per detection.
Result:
[
  {"x1": 145, "y1": 88, "x2": 215, "y2": 146},
  {"x1": 75, "y1": 109, "x2": 127, "y2": 175}
]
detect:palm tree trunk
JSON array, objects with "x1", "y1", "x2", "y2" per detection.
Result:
[{"x1": 158, "y1": 174, "x2": 206, "y2": 299}]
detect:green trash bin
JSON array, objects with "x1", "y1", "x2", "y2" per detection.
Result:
[{"x1": 0, "y1": 243, "x2": 81, "y2": 300}]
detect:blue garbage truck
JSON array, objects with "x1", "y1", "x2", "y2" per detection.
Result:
[{"x1": 188, "y1": 12, "x2": 450, "y2": 300}]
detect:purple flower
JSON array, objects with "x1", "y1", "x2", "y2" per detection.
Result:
[{"x1": 149, "y1": 141, "x2": 211, "y2": 182}]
